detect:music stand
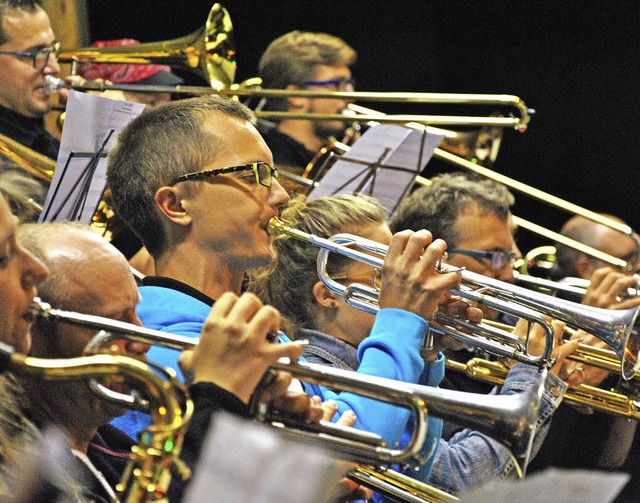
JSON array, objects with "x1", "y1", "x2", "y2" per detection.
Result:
[
  {"x1": 39, "y1": 90, "x2": 145, "y2": 224},
  {"x1": 307, "y1": 124, "x2": 444, "y2": 215}
]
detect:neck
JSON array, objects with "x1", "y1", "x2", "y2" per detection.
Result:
[
  {"x1": 278, "y1": 119, "x2": 325, "y2": 152},
  {"x1": 155, "y1": 242, "x2": 245, "y2": 298}
]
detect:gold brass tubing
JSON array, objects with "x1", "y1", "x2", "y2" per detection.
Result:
[
  {"x1": 446, "y1": 357, "x2": 640, "y2": 419},
  {"x1": 0, "y1": 133, "x2": 55, "y2": 182},
  {"x1": 348, "y1": 465, "x2": 458, "y2": 503}
]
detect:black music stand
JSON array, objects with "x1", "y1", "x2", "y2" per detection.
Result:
[
  {"x1": 307, "y1": 124, "x2": 444, "y2": 215},
  {"x1": 38, "y1": 90, "x2": 146, "y2": 225},
  {"x1": 39, "y1": 130, "x2": 113, "y2": 224}
]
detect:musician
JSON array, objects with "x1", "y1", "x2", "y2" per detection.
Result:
[
  {"x1": 0, "y1": 192, "x2": 48, "y2": 353},
  {"x1": 543, "y1": 213, "x2": 640, "y2": 492},
  {"x1": 389, "y1": 173, "x2": 638, "y2": 480},
  {"x1": 257, "y1": 31, "x2": 356, "y2": 174},
  {"x1": 106, "y1": 95, "x2": 471, "y2": 466},
  {"x1": 390, "y1": 172, "x2": 525, "y2": 402},
  {"x1": 250, "y1": 193, "x2": 575, "y2": 496},
  {"x1": 0, "y1": 221, "x2": 338, "y2": 501},
  {"x1": 0, "y1": 0, "x2": 62, "y2": 160},
  {"x1": 556, "y1": 214, "x2": 640, "y2": 307},
  {"x1": 76, "y1": 38, "x2": 184, "y2": 109}
]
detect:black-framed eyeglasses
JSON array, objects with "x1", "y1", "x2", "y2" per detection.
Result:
[
  {"x1": 168, "y1": 161, "x2": 279, "y2": 188},
  {"x1": 0, "y1": 40, "x2": 60, "y2": 70},
  {"x1": 303, "y1": 77, "x2": 356, "y2": 91},
  {"x1": 448, "y1": 248, "x2": 517, "y2": 270}
]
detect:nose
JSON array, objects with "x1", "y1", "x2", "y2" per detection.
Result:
[
  {"x1": 496, "y1": 263, "x2": 516, "y2": 283},
  {"x1": 269, "y1": 177, "x2": 290, "y2": 207},
  {"x1": 43, "y1": 53, "x2": 60, "y2": 75},
  {"x1": 110, "y1": 338, "x2": 150, "y2": 357},
  {"x1": 20, "y1": 247, "x2": 49, "y2": 293}
]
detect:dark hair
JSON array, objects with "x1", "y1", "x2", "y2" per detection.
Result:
[
  {"x1": 249, "y1": 193, "x2": 384, "y2": 334},
  {"x1": 258, "y1": 31, "x2": 357, "y2": 112},
  {"x1": 107, "y1": 95, "x2": 255, "y2": 257},
  {"x1": 389, "y1": 172, "x2": 515, "y2": 247},
  {"x1": 0, "y1": 1, "x2": 45, "y2": 45}
]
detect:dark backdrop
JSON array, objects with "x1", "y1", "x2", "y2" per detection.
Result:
[{"x1": 87, "y1": 1, "x2": 640, "y2": 254}]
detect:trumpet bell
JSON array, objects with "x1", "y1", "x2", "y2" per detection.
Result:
[{"x1": 58, "y1": 3, "x2": 236, "y2": 88}]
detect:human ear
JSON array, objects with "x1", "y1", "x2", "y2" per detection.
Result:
[
  {"x1": 154, "y1": 186, "x2": 191, "y2": 226},
  {"x1": 312, "y1": 280, "x2": 338, "y2": 308},
  {"x1": 286, "y1": 84, "x2": 309, "y2": 111}
]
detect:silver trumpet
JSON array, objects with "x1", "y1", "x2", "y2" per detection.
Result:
[
  {"x1": 30, "y1": 299, "x2": 541, "y2": 475},
  {"x1": 267, "y1": 218, "x2": 640, "y2": 380}
]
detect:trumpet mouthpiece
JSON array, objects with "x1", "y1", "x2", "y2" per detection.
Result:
[{"x1": 44, "y1": 75, "x2": 64, "y2": 96}]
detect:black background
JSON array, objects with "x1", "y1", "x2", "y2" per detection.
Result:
[{"x1": 86, "y1": 1, "x2": 640, "y2": 254}]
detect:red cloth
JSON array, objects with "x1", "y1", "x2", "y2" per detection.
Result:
[{"x1": 77, "y1": 39, "x2": 173, "y2": 84}]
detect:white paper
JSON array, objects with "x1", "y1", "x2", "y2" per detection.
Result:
[
  {"x1": 39, "y1": 90, "x2": 145, "y2": 223},
  {"x1": 183, "y1": 412, "x2": 345, "y2": 503},
  {"x1": 457, "y1": 468, "x2": 630, "y2": 503},
  {"x1": 307, "y1": 124, "x2": 444, "y2": 215}
]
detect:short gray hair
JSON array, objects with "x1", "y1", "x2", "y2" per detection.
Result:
[
  {"x1": 389, "y1": 172, "x2": 515, "y2": 247},
  {"x1": 107, "y1": 96, "x2": 255, "y2": 257}
]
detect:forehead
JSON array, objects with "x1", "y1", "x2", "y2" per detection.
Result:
[
  {"x1": 311, "y1": 64, "x2": 352, "y2": 81},
  {"x1": 453, "y1": 206, "x2": 513, "y2": 249},
  {"x1": 0, "y1": 197, "x2": 16, "y2": 244},
  {"x1": 201, "y1": 114, "x2": 273, "y2": 168},
  {"x1": 1, "y1": 7, "x2": 54, "y2": 49}
]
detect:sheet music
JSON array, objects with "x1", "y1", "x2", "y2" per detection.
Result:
[
  {"x1": 39, "y1": 90, "x2": 145, "y2": 223},
  {"x1": 184, "y1": 412, "x2": 345, "y2": 503},
  {"x1": 457, "y1": 468, "x2": 629, "y2": 503},
  {"x1": 307, "y1": 124, "x2": 444, "y2": 215}
]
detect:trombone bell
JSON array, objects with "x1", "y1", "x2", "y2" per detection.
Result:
[{"x1": 57, "y1": 3, "x2": 236, "y2": 88}]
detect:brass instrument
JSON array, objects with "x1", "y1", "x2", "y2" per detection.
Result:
[
  {"x1": 338, "y1": 104, "x2": 639, "y2": 272},
  {"x1": 36, "y1": 299, "x2": 540, "y2": 471},
  {"x1": 0, "y1": 132, "x2": 55, "y2": 182},
  {"x1": 49, "y1": 3, "x2": 532, "y2": 131},
  {"x1": 446, "y1": 357, "x2": 640, "y2": 420},
  {"x1": 57, "y1": 3, "x2": 236, "y2": 89},
  {"x1": 267, "y1": 217, "x2": 640, "y2": 379},
  {"x1": 31, "y1": 299, "x2": 550, "y2": 503},
  {"x1": 0, "y1": 339, "x2": 192, "y2": 503}
]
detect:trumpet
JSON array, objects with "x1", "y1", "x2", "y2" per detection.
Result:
[
  {"x1": 30, "y1": 298, "x2": 545, "y2": 489},
  {"x1": 446, "y1": 357, "x2": 640, "y2": 420},
  {"x1": 267, "y1": 217, "x2": 640, "y2": 379},
  {"x1": 0, "y1": 340, "x2": 192, "y2": 502},
  {"x1": 514, "y1": 270, "x2": 640, "y2": 302}
]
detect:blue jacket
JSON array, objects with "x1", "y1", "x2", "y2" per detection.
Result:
[{"x1": 299, "y1": 328, "x2": 567, "y2": 495}]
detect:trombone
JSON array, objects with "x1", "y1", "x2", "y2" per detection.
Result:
[
  {"x1": 267, "y1": 217, "x2": 640, "y2": 379},
  {"x1": 343, "y1": 103, "x2": 639, "y2": 272},
  {"x1": 49, "y1": 0, "x2": 532, "y2": 132},
  {"x1": 30, "y1": 299, "x2": 543, "y2": 473},
  {"x1": 446, "y1": 357, "x2": 640, "y2": 420}
]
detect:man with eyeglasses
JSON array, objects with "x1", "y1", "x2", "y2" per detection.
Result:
[
  {"x1": 0, "y1": 0, "x2": 62, "y2": 160},
  {"x1": 257, "y1": 31, "x2": 357, "y2": 175},
  {"x1": 106, "y1": 96, "x2": 484, "y2": 501},
  {"x1": 389, "y1": 172, "x2": 640, "y2": 484}
]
